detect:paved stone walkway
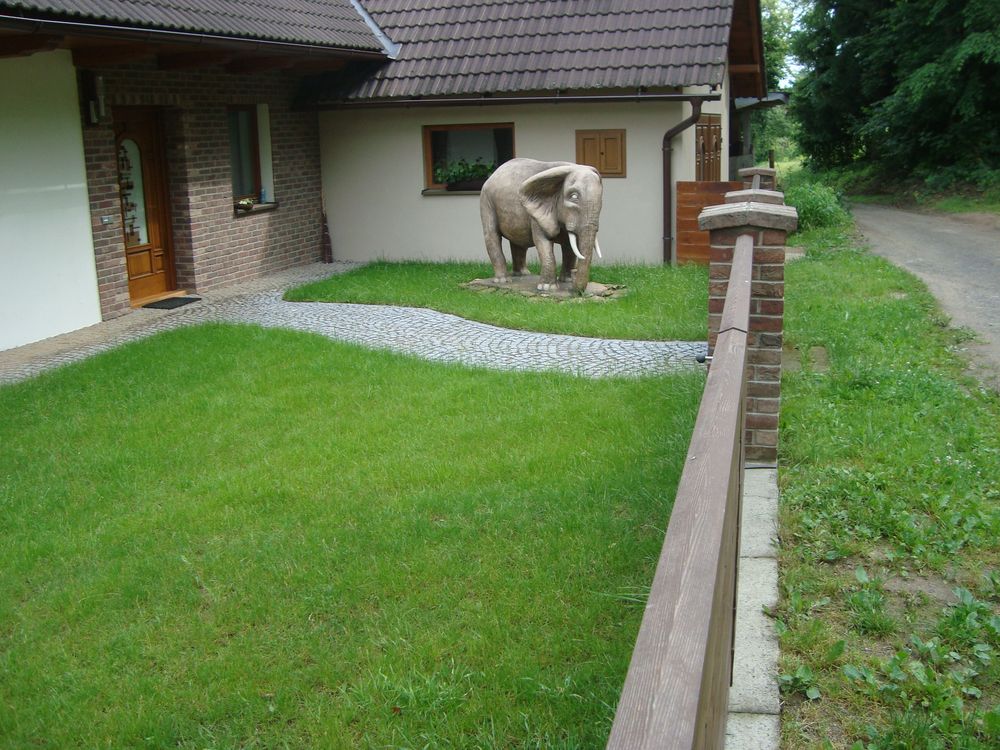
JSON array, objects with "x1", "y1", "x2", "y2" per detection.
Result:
[{"x1": 0, "y1": 263, "x2": 707, "y2": 384}]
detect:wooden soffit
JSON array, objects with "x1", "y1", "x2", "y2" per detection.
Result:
[
  {"x1": 0, "y1": 22, "x2": 381, "y2": 73},
  {"x1": 727, "y1": 0, "x2": 766, "y2": 98}
]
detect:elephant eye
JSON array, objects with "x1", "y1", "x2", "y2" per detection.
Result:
[{"x1": 568, "y1": 191, "x2": 580, "y2": 202}]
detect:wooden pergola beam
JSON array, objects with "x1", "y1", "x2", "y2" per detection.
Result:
[
  {"x1": 158, "y1": 50, "x2": 234, "y2": 70},
  {"x1": 72, "y1": 43, "x2": 155, "y2": 67},
  {"x1": 0, "y1": 33, "x2": 62, "y2": 58},
  {"x1": 224, "y1": 55, "x2": 296, "y2": 74}
]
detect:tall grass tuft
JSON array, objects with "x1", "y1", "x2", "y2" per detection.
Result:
[{"x1": 784, "y1": 182, "x2": 851, "y2": 232}]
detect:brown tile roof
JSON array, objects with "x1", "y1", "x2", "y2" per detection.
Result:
[
  {"x1": 347, "y1": 0, "x2": 737, "y2": 99},
  {"x1": 0, "y1": 0, "x2": 385, "y2": 51}
]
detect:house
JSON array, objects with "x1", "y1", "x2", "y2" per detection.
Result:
[{"x1": 0, "y1": 0, "x2": 765, "y2": 352}]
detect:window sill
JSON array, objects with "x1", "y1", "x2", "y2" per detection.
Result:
[
  {"x1": 421, "y1": 189, "x2": 481, "y2": 196},
  {"x1": 233, "y1": 201, "x2": 279, "y2": 216}
]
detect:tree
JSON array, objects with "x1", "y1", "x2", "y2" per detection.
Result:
[
  {"x1": 751, "y1": 0, "x2": 797, "y2": 160},
  {"x1": 761, "y1": 0, "x2": 794, "y2": 90},
  {"x1": 791, "y1": 0, "x2": 1000, "y2": 180}
]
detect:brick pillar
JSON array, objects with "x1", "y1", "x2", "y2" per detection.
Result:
[{"x1": 698, "y1": 194, "x2": 798, "y2": 464}]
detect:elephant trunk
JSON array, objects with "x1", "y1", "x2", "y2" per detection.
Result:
[{"x1": 570, "y1": 228, "x2": 599, "y2": 293}]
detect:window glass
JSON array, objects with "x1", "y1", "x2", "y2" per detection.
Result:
[
  {"x1": 228, "y1": 108, "x2": 259, "y2": 199},
  {"x1": 117, "y1": 138, "x2": 148, "y2": 246},
  {"x1": 423, "y1": 123, "x2": 514, "y2": 189}
]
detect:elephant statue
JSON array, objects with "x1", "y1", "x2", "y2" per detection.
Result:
[{"x1": 479, "y1": 158, "x2": 604, "y2": 293}]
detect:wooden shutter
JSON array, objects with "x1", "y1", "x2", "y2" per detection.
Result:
[{"x1": 576, "y1": 129, "x2": 626, "y2": 177}]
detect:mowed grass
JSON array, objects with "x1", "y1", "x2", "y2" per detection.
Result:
[
  {"x1": 284, "y1": 261, "x2": 708, "y2": 342},
  {"x1": 777, "y1": 226, "x2": 1000, "y2": 748},
  {"x1": 0, "y1": 324, "x2": 704, "y2": 748}
]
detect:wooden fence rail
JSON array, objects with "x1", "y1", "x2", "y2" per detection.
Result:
[{"x1": 607, "y1": 234, "x2": 754, "y2": 750}]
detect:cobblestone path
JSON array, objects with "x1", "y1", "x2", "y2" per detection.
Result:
[{"x1": 0, "y1": 263, "x2": 707, "y2": 384}]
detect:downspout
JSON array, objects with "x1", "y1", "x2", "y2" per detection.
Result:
[{"x1": 663, "y1": 99, "x2": 704, "y2": 264}]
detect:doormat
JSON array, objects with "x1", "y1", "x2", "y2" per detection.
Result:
[{"x1": 143, "y1": 296, "x2": 201, "y2": 310}]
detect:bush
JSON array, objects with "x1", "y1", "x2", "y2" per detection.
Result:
[{"x1": 784, "y1": 182, "x2": 851, "y2": 232}]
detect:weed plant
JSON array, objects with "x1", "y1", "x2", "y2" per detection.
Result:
[
  {"x1": 285, "y1": 261, "x2": 708, "y2": 342},
  {"x1": 0, "y1": 324, "x2": 704, "y2": 748},
  {"x1": 776, "y1": 213, "x2": 1000, "y2": 748},
  {"x1": 783, "y1": 183, "x2": 851, "y2": 232}
]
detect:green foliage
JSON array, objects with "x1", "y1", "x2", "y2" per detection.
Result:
[
  {"x1": 432, "y1": 157, "x2": 495, "y2": 184},
  {"x1": 847, "y1": 569, "x2": 896, "y2": 637},
  {"x1": 286, "y1": 261, "x2": 709, "y2": 342},
  {"x1": 784, "y1": 181, "x2": 851, "y2": 231},
  {"x1": 791, "y1": 0, "x2": 1000, "y2": 179},
  {"x1": 780, "y1": 664, "x2": 823, "y2": 701},
  {"x1": 752, "y1": 106, "x2": 800, "y2": 162},
  {"x1": 843, "y1": 617, "x2": 1000, "y2": 747},
  {"x1": 0, "y1": 324, "x2": 705, "y2": 747},
  {"x1": 761, "y1": 0, "x2": 794, "y2": 90},
  {"x1": 745, "y1": 1, "x2": 795, "y2": 162}
]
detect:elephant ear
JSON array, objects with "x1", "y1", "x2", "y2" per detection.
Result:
[{"x1": 519, "y1": 165, "x2": 576, "y2": 237}]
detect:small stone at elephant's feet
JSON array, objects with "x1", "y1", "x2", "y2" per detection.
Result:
[{"x1": 464, "y1": 275, "x2": 627, "y2": 301}]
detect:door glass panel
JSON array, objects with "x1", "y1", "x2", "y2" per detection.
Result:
[{"x1": 118, "y1": 138, "x2": 149, "y2": 246}]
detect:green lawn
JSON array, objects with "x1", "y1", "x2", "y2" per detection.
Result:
[
  {"x1": 284, "y1": 261, "x2": 708, "y2": 342},
  {"x1": 0, "y1": 324, "x2": 704, "y2": 748},
  {"x1": 777, "y1": 226, "x2": 1000, "y2": 748}
]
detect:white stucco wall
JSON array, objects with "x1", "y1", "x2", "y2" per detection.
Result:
[
  {"x1": 320, "y1": 97, "x2": 711, "y2": 267},
  {"x1": 0, "y1": 50, "x2": 101, "y2": 351}
]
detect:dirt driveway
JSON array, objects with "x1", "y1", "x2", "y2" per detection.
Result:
[{"x1": 853, "y1": 203, "x2": 1000, "y2": 389}]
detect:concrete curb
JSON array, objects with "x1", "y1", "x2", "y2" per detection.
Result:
[{"x1": 725, "y1": 467, "x2": 780, "y2": 749}]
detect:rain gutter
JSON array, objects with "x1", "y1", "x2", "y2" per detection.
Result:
[
  {"x1": 348, "y1": 0, "x2": 400, "y2": 59},
  {"x1": 0, "y1": 14, "x2": 388, "y2": 59},
  {"x1": 663, "y1": 97, "x2": 713, "y2": 264},
  {"x1": 318, "y1": 92, "x2": 720, "y2": 109}
]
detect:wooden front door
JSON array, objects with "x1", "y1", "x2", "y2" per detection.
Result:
[{"x1": 115, "y1": 108, "x2": 175, "y2": 303}]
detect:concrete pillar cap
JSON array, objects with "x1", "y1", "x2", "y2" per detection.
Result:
[
  {"x1": 738, "y1": 167, "x2": 777, "y2": 179},
  {"x1": 724, "y1": 188, "x2": 784, "y2": 205},
  {"x1": 698, "y1": 201, "x2": 798, "y2": 232}
]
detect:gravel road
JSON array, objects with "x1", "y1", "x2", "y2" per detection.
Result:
[{"x1": 853, "y1": 203, "x2": 1000, "y2": 389}]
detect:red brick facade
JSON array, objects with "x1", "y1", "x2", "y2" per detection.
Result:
[{"x1": 80, "y1": 62, "x2": 323, "y2": 319}]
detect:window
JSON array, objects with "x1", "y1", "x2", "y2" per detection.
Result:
[
  {"x1": 228, "y1": 104, "x2": 275, "y2": 208},
  {"x1": 422, "y1": 123, "x2": 514, "y2": 190},
  {"x1": 576, "y1": 129, "x2": 626, "y2": 177}
]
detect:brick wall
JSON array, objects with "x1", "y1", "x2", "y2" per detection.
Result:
[
  {"x1": 698, "y1": 170, "x2": 798, "y2": 463},
  {"x1": 82, "y1": 124, "x2": 131, "y2": 318},
  {"x1": 80, "y1": 62, "x2": 323, "y2": 317}
]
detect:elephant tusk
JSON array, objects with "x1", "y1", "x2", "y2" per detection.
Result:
[
  {"x1": 595, "y1": 238, "x2": 603, "y2": 259},
  {"x1": 568, "y1": 232, "x2": 585, "y2": 260}
]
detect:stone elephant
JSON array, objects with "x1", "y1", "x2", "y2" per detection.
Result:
[{"x1": 479, "y1": 158, "x2": 604, "y2": 293}]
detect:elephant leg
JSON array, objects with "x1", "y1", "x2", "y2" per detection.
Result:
[
  {"x1": 532, "y1": 231, "x2": 558, "y2": 290},
  {"x1": 511, "y1": 244, "x2": 530, "y2": 276},
  {"x1": 480, "y1": 199, "x2": 510, "y2": 282},
  {"x1": 559, "y1": 243, "x2": 578, "y2": 282}
]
